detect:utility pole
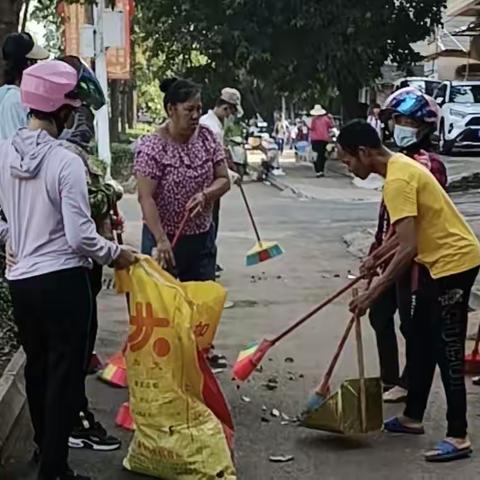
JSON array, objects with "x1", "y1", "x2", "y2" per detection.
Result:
[{"x1": 93, "y1": 0, "x2": 112, "y2": 178}]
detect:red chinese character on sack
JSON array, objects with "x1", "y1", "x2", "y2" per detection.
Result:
[
  {"x1": 194, "y1": 321, "x2": 209, "y2": 338},
  {"x1": 128, "y1": 302, "x2": 171, "y2": 357}
]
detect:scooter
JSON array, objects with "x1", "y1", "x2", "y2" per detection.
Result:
[
  {"x1": 228, "y1": 136, "x2": 249, "y2": 180},
  {"x1": 256, "y1": 134, "x2": 284, "y2": 182}
]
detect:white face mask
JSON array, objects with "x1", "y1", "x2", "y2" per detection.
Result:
[{"x1": 394, "y1": 125, "x2": 418, "y2": 148}]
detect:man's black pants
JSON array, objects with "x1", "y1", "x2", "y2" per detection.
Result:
[
  {"x1": 404, "y1": 266, "x2": 479, "y2": 438},
  {"x1": 9, "y1": 268, "x2": 92, "y2": 478},
  {"x1": 369, "y1": 271, "x2": 411, "y2": 389}
]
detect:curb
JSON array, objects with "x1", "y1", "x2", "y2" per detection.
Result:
[{"x1": 0, "y1": 349, "x2": 26, "y2": 460}]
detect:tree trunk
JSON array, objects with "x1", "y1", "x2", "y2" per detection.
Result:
[
  {"x1": 109, "y1": 79, "x2": 120, "y2": 143},
  {"x1": 126, "y1": 81, "x2": 136, "y2": 129},
  {"x1": 0, "y1": 0, "x2": 24, "y2": 84},
  {"x1": 120, "y1": 82, "x2": 127, "y2": 135},
  {"x1": 338, "y1": 82, "x2": 362, "y2": 122}
]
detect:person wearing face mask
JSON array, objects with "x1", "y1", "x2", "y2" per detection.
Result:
[
  {"x1": 338, "y1": 119, "x2": 480, "y2": 463},
  {"x1": 366, "y1": 87, "x2": 448, "y2": 404},
  {"x1": 200, "y1": 88, "x2": 243, "y2": 280},
  {"x1": 0, "y1": 60, "x2": 137, "y2": 480}
]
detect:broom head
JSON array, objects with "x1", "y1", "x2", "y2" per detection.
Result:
[
  {"x1": 116, "y1": 402, "x2": 135, "y2": 431},
  {"x1": 465, "y1": 350, "x2": 480, "y2": 375},
  {"x1": 232, "y1": 339, "x2": 273, "y2": 381},
  {"x1": 246, "y1": 241, "x2": 284, "y2": 267},
  {"x1": 98, "y1": 351, "x2": 128, "y2": 388}
]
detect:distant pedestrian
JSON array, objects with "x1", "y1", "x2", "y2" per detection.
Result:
[
  {"x1": 367, "y1": 103, "x2": 383, "y2": 140},
  {"x1": 273, "y1": 115, "x2": 289, "y2": 154},
  {"x1": 309, "y1": 104, "x2": 334, "y2": 178}
]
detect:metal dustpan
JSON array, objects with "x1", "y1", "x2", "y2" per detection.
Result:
[
  {"x1": 301, "y1": 377, "x2": 383, "y2": 434},
  {"x1": 301, "y1": 289, "x2": 383, "y2": 434}
]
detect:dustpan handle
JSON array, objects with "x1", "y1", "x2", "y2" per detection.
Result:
[
  {"x1": 353, "y1": 288, "x2": 367, "y2": 432},
  {"x1": 238, "y1": 184, "x2": 262, "y2": 245},
  {"x1": 316, "y1": 278, "x2": 373, "y2": 396}
]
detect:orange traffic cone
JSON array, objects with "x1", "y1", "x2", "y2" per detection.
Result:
[
  {"x1": 116, "y1": 402, "x2": 135, "y2": 431},
  {"x1": 98, "y1": 350, "x2": 128, "y2": 388}
]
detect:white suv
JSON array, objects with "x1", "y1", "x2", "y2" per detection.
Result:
[{"x1": 434, "y1": 80, "x2": 480, "y2": 154}]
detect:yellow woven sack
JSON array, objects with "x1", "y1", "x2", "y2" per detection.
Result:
[{"x1": 117, "y1": 256, "x2": 236, "y2": 479}]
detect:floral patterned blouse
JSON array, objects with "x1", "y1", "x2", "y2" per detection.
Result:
[{"x1": 134, "y1": 125, "x2": 226, "y2": 236}]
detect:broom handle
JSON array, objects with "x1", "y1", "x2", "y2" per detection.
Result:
[
  {"x1": 171, "y1": 211, "x2": 190, "y2": 249},
  {"x1": 317, "y1": 315, "x2": 356, "y2": 396},
  {"x1": 316, "y1": 279, "x2": 373, "y2": 396},
  {"x1": 272, "y1": 250, "x2": 396, "y2": 346},
  {"x1": 354, "y1": 287, "x2": 368, "y2": 433},
  {"x1": 238, "y1": 184, "x2": 262, "y2": 245}
]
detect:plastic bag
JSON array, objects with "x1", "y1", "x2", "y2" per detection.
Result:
[{"x1": 116, "y1": 256, "x2": 236, "y2": 480}]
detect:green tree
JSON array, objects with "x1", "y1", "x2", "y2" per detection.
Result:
[{"x1": 136, "y1": 0, "x2": 446, "y2": 120}]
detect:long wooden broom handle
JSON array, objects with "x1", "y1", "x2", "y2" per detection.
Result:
[
  {"x1": 271, "y1": 249, "x2": 396, "y2": 346},
  {"x1": 316, "y1": 278, "x2": 373, "y2": 396},
  {"x1": 238, "y1": 184, "x2": 262, "y2": 245},
  {"x1": 353, "y1": 287, "x2": 368, "y2": 432},
  {"x1": 171, "y1": 211, "x2": 190, "y2": 249}
]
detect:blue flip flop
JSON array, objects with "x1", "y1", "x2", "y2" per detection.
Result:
[
  {"x1": 425, "y1": 440, "x2": 473, "y2": 463},
  {"x1": 384, "y1": 417, "x2": 425, "y2": 435}
]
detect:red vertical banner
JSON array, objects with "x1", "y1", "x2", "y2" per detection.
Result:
[
  {"x1": 61, "y1": 2, "x2": 86, "y2": 57},
  {"x1": 61, "y1": 0, "x2": 133, "y2": 80},
  {"x1": 106, "y1": 0, "x2": 132, "y2": 80}
]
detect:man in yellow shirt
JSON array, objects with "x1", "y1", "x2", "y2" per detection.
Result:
[{"x1": 337, "y1": 120, "x2": 480, "y2": 463}]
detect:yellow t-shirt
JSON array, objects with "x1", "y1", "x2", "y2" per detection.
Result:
[{"x1": 383, "y1": 153, "x2": 480, "y2": 279}]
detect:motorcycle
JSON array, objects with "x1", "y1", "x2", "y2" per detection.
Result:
[{"x1": 227, "y1": 136, "x2": 249, "y2": 180}]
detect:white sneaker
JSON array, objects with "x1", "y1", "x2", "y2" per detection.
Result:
[{"x1": 383, "y1": 386, "x2": 408, "y2": 403}]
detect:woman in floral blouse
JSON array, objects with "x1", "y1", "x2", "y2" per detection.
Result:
[{"x1": 135, "y1": 77, "x2": 230, "y2": 281}]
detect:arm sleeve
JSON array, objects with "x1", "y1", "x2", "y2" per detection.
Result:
[
  {"x1": 133, "y1": 139, "x2": 160, "y2": 180},
  {"x1": 59, "y1": 156, "x2": 121, "y2": 265},
  {"x1": 211, "y1": 136, "x2": 227, "y2": 168},
  {"x1": 383, "y1": 178, "x2": 418, "y2": 224},
  {"x1": 5, "y1": 98, "x2": 27, "y2": 136}
]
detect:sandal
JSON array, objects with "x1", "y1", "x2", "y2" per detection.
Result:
[
  {"x1": 425, "y1": 440, "x2": 472, "y2": 462},
  {"x1": 384, "y1": 417, "x2": 425, "y2": 435}
]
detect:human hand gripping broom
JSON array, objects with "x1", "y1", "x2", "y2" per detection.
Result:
[
  {"x1": 100, "y1": 209, "x2": 191, "y2": 388},
  {"x1": 302, "y1": 282, "x2": 372, "y2": 416},
  {"x1": 238, "y1": 183, "x2": 284, "y2": 266},
  {"x1": 115, "y1": 210, "x2": 192, "y2": 430},
  {"x1": 232, "y1": 249, "x2": 397, "y2": 382}
]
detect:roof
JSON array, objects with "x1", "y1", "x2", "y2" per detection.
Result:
[
  {"x1": 447, "y1": 0, "x2": 480, "y2": 17},
  {"x1": 417, "y1": 15, "x2": 472, "y2": 60}
]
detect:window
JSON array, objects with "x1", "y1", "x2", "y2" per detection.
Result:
[
  {"x1": 450, "y1": 85, "x2": 480, "y2": 104},
  {"x1": 434, "y1": 84, "x2": 447, "y2": 102}
]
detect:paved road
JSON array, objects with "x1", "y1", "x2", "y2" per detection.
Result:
[{"x1": 3, "y1": 166, "x2": 480, "y2": 479}]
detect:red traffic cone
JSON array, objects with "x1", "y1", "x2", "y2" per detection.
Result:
[
  {"x1": 116, "y1": 402, "x2": 135, "y2": 431},
  {"x1": 98, "y1": 351, "x2": 128, "y2": 388}
]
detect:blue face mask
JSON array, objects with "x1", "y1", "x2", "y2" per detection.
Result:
[{"x1": 394, "y1": 125, "x2": 418, "y2": 148}]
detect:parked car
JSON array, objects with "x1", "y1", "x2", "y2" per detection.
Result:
[
  {"x1": 434, "y1": 80, "x2": 480, "y2": 154},
  {"x1": 393, "y1": 77, "x2": 442, "y2": 97}
]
